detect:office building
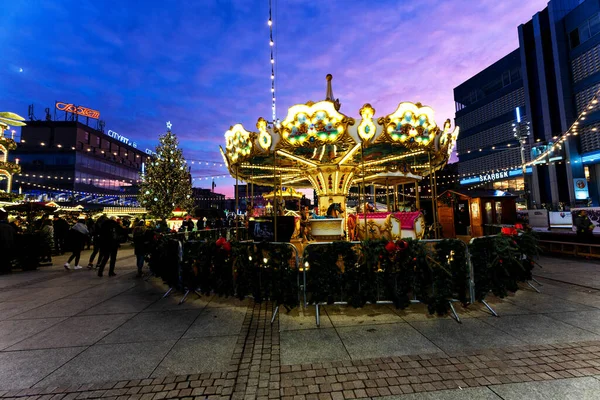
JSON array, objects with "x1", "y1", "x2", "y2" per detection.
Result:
[
  {"x1": 454, "y1": 49, "x2": 530, "y2": 207},
  {"x1": 457, "y1": 0, "x2": 600, "y2": 208},
  {"x1": 11, "y1": 120, "x2": 151, "y2": 204}
]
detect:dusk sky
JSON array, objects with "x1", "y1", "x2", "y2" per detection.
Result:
[{"x1": 3, "y1": 0, "x2": 549, "y2": 198}]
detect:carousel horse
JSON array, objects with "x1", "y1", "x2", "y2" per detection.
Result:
[{"x1": 326, "y1": 203, "x2": 344, "y2": 218}]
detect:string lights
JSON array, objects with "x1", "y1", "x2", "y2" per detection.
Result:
[
  {"x1": 268, "y1": 0, "x2": 277, "y2": 124},
  {"x1": 524, "y1": 90, "x2": 600, "y2": 167}
]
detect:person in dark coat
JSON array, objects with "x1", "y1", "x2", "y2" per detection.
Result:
[
  {"x1": 132, "y1": 220, "x2": 148, "y2": 278},
  {"x1": 575, "y1": 210, "x2": 595, "y2": 244},
  {"x1": 0, "y1": 211, "x2": 15, "y2": 274},
  {"x1": 96, "y1": 217, "x2": 123, "y2": 277},
  {"x1": 85, "y1": 217, "x2": 94, "y2": 249},
  {"x1": 64, "y1": 219, "x2": 89, "y2": 270},
  {"x1": 53, "y1": 216, "x2": 69, "y2": 254},
  {"x1": 181, "y1": 215, "x2": 194, "y2": 231},
  {"x1": 88, "y1": 215, "x2": 106, "y2": 268}
]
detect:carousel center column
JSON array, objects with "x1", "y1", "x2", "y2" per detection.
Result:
[{"x1": 308, "y1": 164, "x2": 354, "y2": 242}]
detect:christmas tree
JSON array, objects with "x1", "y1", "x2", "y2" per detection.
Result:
[{"x1": 139, "y1": 122, "x2": 194, "y2": 220}]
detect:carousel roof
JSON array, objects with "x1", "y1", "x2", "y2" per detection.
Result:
[{"x1": 220, "y1": 75, "x2": 459, "y2": 195}]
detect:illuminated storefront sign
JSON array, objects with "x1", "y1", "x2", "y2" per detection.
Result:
[
  {"x1": 107, "y1": 129, "x2": 137, "y2": 148},
  {"x1": 55, "y1": 102, "x2": 100, "y2": 119},
  {"x1": 479, "y1": 171, "x2": 509, "y2": 183},
  {"x1": 460, "y1": 167, "x2": 532, "y2": 185}
]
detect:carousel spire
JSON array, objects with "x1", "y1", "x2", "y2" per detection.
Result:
[{"x1": 325, "y1": 74, "x2": 341, "y2": 111}]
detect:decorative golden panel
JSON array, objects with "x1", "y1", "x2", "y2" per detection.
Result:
[
  {"x1": 377, "y1": 102, "x2": 438, "y2": 149},
  {"x1": 225, "y1": 124, "x2": 256, "y2": 164},
  {"x1": 278, "y1": 101, "x2": 355, "y2": 148}
]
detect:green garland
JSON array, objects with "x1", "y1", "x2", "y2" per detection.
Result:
[
  {"x1": 233, "y1": 243, "x2": 260, "y2": 301},
  {"x1": 231, "y1": 242, "x2": 299, "y2": 309},
  {"x1": 147, "y1": 230, "x2": 540, "y2": 316},
  {"x1": 378, "y1": 240, "x2": 412, "y2": 309},
  {"x1": 430, "y1": 239, "x2": 468, "y2": 315},
  {"x1": 305, "y1": 239, "x2": 463, "y2": 316},
  {"x1": 345, "y1": 240, "x2": 378, "y2": 308},
  {"x1": 438, "y1": 192, "x2": 459, "y2": 207},
  {"x1": 304, "y1": 241, "x2": 350, "y2": 304},
  {"x1": 469, "y1": 231, "x2": 539, "y2": 301}
]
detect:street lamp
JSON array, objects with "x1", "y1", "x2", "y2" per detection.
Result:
[{"x1": 513, "y1": 107, "x2": 531, "y2": 207}]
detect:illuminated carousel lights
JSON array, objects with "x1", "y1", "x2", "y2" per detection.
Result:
[
  {"x1": 239, "y1": 164, "x2": 302, "y2": 172},
  {"x1": 361, "y1": 151, "x2": 425, "y2": 167}
]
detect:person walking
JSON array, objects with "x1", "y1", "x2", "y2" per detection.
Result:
[
  {"x1": 85, "y1": 216, "x2": 95, "y2": 250},
  {"x1": 64, "y1": 219, "x2": 89, "y2": 270},
  {"x1": 96, "y1": 216, "x2": 123, "y2": 277},
  {"x1": 132, "y1": 220, "x2": 147, "y2": 278},
  {"x1": 88, "y1": 215, "x2": 106, "y2": 269},
  {"x1": 0, "y1": 211, "x2": 15, "y2": 275},
  {"x1": 53, "y1": 216, "x2": 69, "y2": 255}
]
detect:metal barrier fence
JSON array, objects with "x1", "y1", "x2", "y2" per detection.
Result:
[
  {"x1": 301, "y1": 239, "x2": 475, "y2": 326},
  {"x1": 150, "y1": 235, "x2": 542, "y2": 326},
  {"x1": 152, "y1": 238, "x2": 299, "y2": 324},
  {"x1": 469, "y1": 234, "x2": 542, "y2": 316}
]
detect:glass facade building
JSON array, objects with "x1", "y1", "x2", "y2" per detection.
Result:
[
  {"x1": 456, "y1": 0, "x2": 600, "y2": 208},
  {"x1": 11, "y1": 121, "x2": 151, "y2": 203}
]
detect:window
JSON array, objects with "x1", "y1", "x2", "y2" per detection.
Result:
[
  {"x1": 580, "y1": 21, "x2": 591, "y2": 43},
  {"x1": 570, "y1": 29, "x2": 581, "y2": 48},
  {"x1": 571, "y1": 13, "x2": 600, "y2": 49},
  {"x1": 510, "y1": 67, "x2": 521, "y2": 83},
  {"x1": 95, "y1": 136, "x2": 100, "y2": 146},
  {"x1": 502, "y1": 70, "x2": 511, "y2": 86},
  {"x1": 590, "y1": 14, "x2": 600, "y2": 37},
  {"x1": 84, "y1": 132, "x2": 89, "y2": 143}
]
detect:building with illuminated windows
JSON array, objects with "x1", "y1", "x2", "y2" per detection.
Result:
[
  {"x1": 456, "y1": 0, "x2": 600, "y2": 208},
  {"x1": 11, "y1": 120, "x2": 151, "y2": 204},
  {"x1": 454, "y1": 49, "x2": 530, "y2": 207}
]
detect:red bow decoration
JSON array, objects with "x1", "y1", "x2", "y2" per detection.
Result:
[
  {"x1": 216, "y1": 237, "x2": 231, "y2": 253},
  {"x1": 385, "y1": 241, "x2": 397, "y2": 253},
  {"x1": 385, "y1": 240, "x2": 409, "y2": 254},
  {"x1": 514, "y1": 223, "x2": 524, "y2": 230},
  {"x1": 501, "y1": 227, "x2": 518, "y2": 236}
]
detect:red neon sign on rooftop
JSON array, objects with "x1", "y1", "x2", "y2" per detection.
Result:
[{"x1": 55, "y1": 102, "x2": 100, "y2": 119}]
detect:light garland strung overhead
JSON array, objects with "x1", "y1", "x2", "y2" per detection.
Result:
[
  {"x1": 524, "y1": 89, "x2": 600, "y2": 167},
  {"x1": 268, "y1": 0, "x2": 277, "y2": 124},
  {"x1": 14, "y1": 180, "x2": 138, "y2": 198}
]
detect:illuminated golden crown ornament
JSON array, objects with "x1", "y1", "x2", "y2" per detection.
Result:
[{"x1": 357, "y1": 104, "x2": 376, "y2": 142}]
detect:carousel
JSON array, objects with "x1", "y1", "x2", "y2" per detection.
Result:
[{"x1": 220, "y1": 75, "x2": 459, "y2": 243}]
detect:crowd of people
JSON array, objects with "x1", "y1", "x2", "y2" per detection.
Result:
[{"x1": 0, "y1": 212, "x2": 156, "y2": 277}]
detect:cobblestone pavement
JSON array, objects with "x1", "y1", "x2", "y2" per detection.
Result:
[{"x1": 1, "y1": 251, "x2": 600, "y2": 399}]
